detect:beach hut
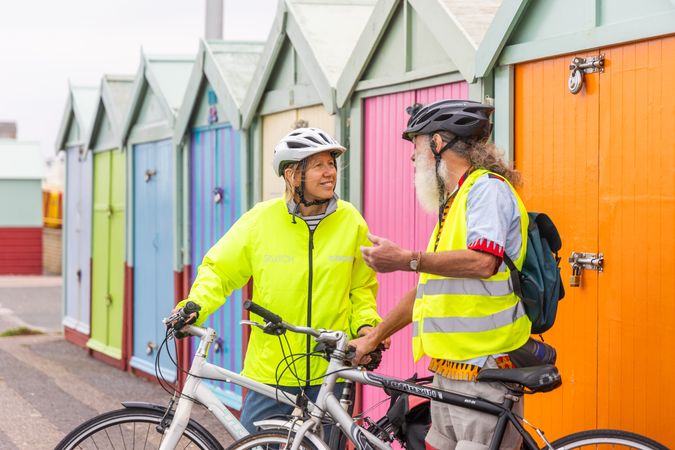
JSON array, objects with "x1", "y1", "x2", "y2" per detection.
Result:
[
  {"x1": 119, "y1": 53, "x2": 194, "y2": 380},
  {"x1": 240, "y1": 0, "x2": 377, "y2": 203},
  {"x1": 0, "y1": 140, "x2": 45, "y2": 275},
  {"x1": 475, "y1": 0, "x2": 675, "y2": 445},
  {"x1": 335, "y1": 0, "x2": 501, "y2": 415},
  {"x1": 55, "y1": 84, "x2": 97, "y2": 345},
  {"x1": 84, "y1": 75, "x2": 134, "y2": 365},
  {"x1": 174, "y1": 39, "x2": 263, "y2": 407}
]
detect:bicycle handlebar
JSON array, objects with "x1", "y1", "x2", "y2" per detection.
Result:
[{"x1": 243, "y1": 299, "x2": 282, "y2": 325}]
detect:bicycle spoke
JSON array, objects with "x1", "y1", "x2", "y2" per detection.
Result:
[
  {"x1": 104, "y1": 428, "x2": 114, "y2": 448},
  {"x1": 143, "y1": 422, "x2": 150, "y2": 450},
  {"x1": 118, "y1": 424, "x2": 128, "y2": 450}
]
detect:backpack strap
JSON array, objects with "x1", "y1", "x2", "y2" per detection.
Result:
[{"x1": 503, "y1": 254, "x2": 523, "y2": 299}]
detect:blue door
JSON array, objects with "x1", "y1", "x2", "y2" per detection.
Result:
[
  {"x1": 63, "y1": 145, "x2": 92, "y2": 337},
  {"x1": 131, "y1": 138, "x2": 175, "y2": 379},
  {"x1": 190, "y1": 125, "x2": 243, "y2": 409}
]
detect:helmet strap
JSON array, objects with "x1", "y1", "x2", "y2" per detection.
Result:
[
  {"x1": 431, "y1": 136, "x2": 460, "y2": 223},
  {"x1": 294, "y1": 158, "x2": 330, "y2": 212}
]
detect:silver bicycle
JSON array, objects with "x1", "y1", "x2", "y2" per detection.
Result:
[{"x1": 54, "y1": 302, "x2": 336, "y2": 450}]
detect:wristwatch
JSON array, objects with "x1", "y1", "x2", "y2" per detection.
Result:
[{"x1": 409, "y1": 251, "x2": 421, "y2": 272}]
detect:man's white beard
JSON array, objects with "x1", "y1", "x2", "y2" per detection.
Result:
[{"x1": 414, "y1": 155, "x2": 449, "y2": 213}]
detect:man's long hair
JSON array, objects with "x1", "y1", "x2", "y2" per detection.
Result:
[{"x1": 437, "y1": 131, "x2": 521, "y2": 187}]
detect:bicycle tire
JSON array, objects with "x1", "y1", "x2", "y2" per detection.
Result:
[
  {"x1": 548, "y1": 428, "x2": 668, "y2": 450},
  {"x1": 224, "y1": 429, "x2": 321, "y2": 450},
  {"x1": 55, "y1": 406, "x2": 224, "y2": 450}
]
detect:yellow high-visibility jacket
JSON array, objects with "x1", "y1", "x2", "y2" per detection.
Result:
[
  {"x1": 178, "y1": 197, "x2": 380, "y2": 385},
  {"x1": 412, "y1": 169, "x2": 531, "y2": 361}
]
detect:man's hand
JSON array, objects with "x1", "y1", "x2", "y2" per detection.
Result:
[
  {"x1": 349, "y1": 334, "x2": 379, "y2": 366},
  {"x1": 361, "y1": 233, "x2": 409, "y2": 273},
  {"x1": 357, "y1": 325, "x2": 391, "y2": 349}
]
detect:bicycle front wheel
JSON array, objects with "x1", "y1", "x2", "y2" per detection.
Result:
[
  {"x1": 225, "y1": 429, "x2": 322, "y2": 450},
  {"x1": 549, "y1": 429, "x2": 668, "y2": 450},
  {"x1": 55, "y1": 406, "x2": 223, "y2": 450}
]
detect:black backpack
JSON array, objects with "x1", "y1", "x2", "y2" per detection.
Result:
[{"x1": 504, "y1": 212, "x2": 565, "y2": 334}]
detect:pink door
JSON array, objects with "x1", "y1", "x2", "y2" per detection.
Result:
[{"x1": 362, "y1": 81, "x2": 468, "y2": 417}]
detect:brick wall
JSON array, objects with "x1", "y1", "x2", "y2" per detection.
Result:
[{"x1": 43, "y1": 228, "x2": 62, "y2": 274}]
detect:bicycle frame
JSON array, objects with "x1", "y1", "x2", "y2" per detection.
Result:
[
  {"x1": 282, "y1": 333, "x2": 543, "y2": 450},
  {"x1": 159, "y1": 325, "x2": 301, "y2": 449}
]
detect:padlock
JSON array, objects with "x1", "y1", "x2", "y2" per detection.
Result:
[{"x1": 569, "y1": 265, "x2": 581, "y2": 287}]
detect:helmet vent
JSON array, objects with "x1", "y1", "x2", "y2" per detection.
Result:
[{"x1": 455, "y1": 117, "x2": 478, "y2": 125}]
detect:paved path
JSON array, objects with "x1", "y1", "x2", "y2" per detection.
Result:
[
  {"x1": 0, "y1": 277, "x2": 235, "y2": 449},
  {"x1": 0, "y1": 276, "x2": 62, "y2": 335}
]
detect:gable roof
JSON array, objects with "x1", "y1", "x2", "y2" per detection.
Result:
[
  {"x1": 54, "y1": 83, "x2": 98, "y2": 152},
  {"x1": 336, "y1": 0, "x2": 502, "y2": 106},
  {"x1": 85, "y1": 74, "x2": 135, "y2": 150},
  {"x1": 174, "y1": 39, "x2": 264, "y2": 138},
  {"x1": 474, "y1": 0, "x2": 529, "y2": 78},
  {"x1": 120, "y1": 51, "x2": 194, "y2": 146},
  {"x1": 0, "y1": 140, "x2": 45, "y2": 180},
  {"x1": 241, "y1": 0, "x2": 377, "y2": 128}
]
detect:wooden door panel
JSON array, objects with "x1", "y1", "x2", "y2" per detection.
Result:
[
  {"x1": 262, "y1": 110, "x2": 297, "y2": 201},
  {"x1": 64, "y1": 147, "x2": 81, "y2": 327},
  {"x1": 89, "y1": 151, "x2": 112, "y2": 353},
  {"x1": 515, "y1": 52, "x2": 600, "y2": 438},
  {"x1": 107, "y1": 149, "x2": 126, "y2": 359},
  {"x1": 131, "y1": 139, "x2": 175, "y2": 377},
  {"x1": 361, "y1": 81, "x2": 468, "y2": 418},
  {"x1": 190, "y1": 126, "x2": 245, "y2": 408},
  {"x1": 597, "y1": 36, "x2": 675, "y2": 447}
]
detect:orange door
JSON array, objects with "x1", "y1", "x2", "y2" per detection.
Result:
[
  {"x1": 515, "y1": 35, "x2": 675, "y2": 447},
  {"x1": 597, "y1": 36, "x2": 675, "y2": 446},
  {"x1": 514, "y1": 51, "x2": 601, "y2": 439}
]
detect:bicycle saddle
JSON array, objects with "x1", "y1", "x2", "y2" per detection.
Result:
[{"x1": 476, "y1": 364, "x2": 562, "y2": 393}]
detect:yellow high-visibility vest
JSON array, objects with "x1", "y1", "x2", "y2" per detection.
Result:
[{"x1": 412, "y1": 169, "x2": 531, "y2": 361}]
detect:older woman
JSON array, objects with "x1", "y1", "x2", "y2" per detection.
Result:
[{"x1": 175, "y1": 127, "x2": 380, "y2": 433}]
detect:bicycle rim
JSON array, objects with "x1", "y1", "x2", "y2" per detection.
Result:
[
  {"x1": 549, "y1": 429, "x2": 668, "y2": 450},
  {"x1": 224, "y1": 430, "x2": 320, "y2": 450},
  {"x1": 56, "y1": 407, "x2": 218, "y2": 450}
]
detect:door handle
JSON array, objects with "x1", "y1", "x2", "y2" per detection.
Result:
[{"x1": 145, "y1": 169, "x2": 157, "y2": 182}]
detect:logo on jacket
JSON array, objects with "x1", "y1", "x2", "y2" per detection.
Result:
[
  {"x1": 263, "y1": 254, "x2": 296, "y2": 264},
  {"x1": 328, "y1": 255, "x2": 355, "y2": 263}
]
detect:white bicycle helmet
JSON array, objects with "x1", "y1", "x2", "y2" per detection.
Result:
[{"x1": 272, "y1": 127, "x2": 346, "y2": 176}]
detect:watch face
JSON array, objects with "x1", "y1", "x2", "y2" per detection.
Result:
[{"x1": 409, "y1": 259, "x2": 418, "y2": 271}]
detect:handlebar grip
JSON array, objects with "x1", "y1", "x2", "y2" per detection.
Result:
[
  {"x1": 243, "y1": 300, "x2": 282, "y2": 325},
  {"x1": 182, "y1": 301, "x2": 201, "y2": 315}
]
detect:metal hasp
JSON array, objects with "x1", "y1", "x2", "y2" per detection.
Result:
[
  {"x1": 568, "y1": 54, "x2": 605, "y2": 94},
  {"x1": 144, "y1": 169, "x2": 157, "y2": 182},
  {"x1": 146, "y1": 341, "x2": 157, "y2": 355},
  {"x1": 568, "y1": 252, "x2": 604, "y2": 287}
]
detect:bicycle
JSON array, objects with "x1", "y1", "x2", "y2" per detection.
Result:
[
  {"x1": 225, "y1": 301, "x2": 669, "y2": 450},
  {"x1": 54, "y1": 301, "x2": 383, "y2": 450}
]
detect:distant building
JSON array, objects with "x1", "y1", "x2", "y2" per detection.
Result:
[{"x1": 0, "y1": 139, "x2": 45, "y2": 274}]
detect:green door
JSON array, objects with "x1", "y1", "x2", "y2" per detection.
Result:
[{"x1": 87, "y1": 149, "x2": 126, "y2": 360}]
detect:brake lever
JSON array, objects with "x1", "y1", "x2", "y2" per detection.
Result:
[{"x1": 240, "y1": 320, "x2": 265, "y2": 330}]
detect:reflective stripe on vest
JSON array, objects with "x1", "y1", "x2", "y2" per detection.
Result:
[
  {"x1": 416, "y1": 278, "x2": 514, "y2": 298},
  {"x1": 411, "y1": 301, "x2": 526, "y2": 337},
  {"x1": 411, "y1": 169, "x2": 531, "y2": 361}
]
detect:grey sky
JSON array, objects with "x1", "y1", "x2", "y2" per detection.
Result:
[{"x1": 0, "y1": 0, "x2": 277, "y2": 160}]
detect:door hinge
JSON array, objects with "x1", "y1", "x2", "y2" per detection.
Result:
[{"x1": 568, "y1": 54, "x2": 605, "y2": 94}]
